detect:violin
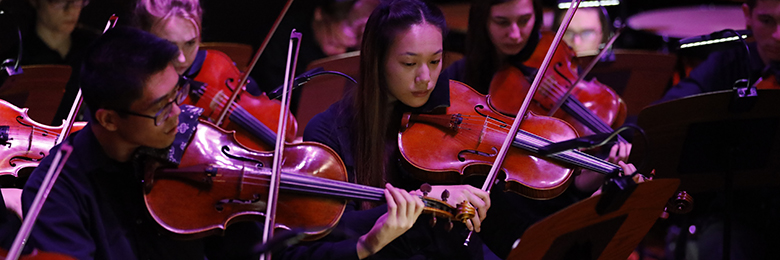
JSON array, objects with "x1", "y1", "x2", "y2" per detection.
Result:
[
  {"x1": 490, "y1": 37, "x2": 627, "y2": 139},
  {"x1": 185, "y1": 50, "x2": 298, "y2": 151},
  {"x1": 398, "y1": 80, "x2": 622, "y2": 199},
  {"x1": 0, "y1": 248, "x2": 74, "y2": 260},
  {"x1": 0, "y1": 100, "x2": 84, "y2": 188},
  {"x1": 143, "y1": 119, "x2": 475, "y2": 239}
]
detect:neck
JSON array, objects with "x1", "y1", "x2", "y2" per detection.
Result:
[
  {"x1": 91, "y1": 123, "x2": 139, "y2": 163},
  {"x1": 36, "y1": 22, "x2": 72, "y2": 59}
]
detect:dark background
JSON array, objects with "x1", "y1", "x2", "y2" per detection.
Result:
[{"x1": 0, "y1": 0, "x2": 747, "y2": 59}]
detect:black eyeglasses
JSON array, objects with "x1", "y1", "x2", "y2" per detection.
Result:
[{"x1": 115, "y1": 75, "x2": 190, "y2": 126}]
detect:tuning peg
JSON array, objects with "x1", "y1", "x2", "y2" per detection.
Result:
[
  {"x1": 446, "y1": 218, "x2": 453, "y2": 232},
  {"x1": 442, "y1": 189, "x2": 450, "y2": 202},
  {"x1": 420, "y1": 183, "x2": 432, "y2": 196}
]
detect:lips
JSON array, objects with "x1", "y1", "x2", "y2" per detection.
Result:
[{"x1": 412, "y1": 90, "x2": 430, "y2": 97}]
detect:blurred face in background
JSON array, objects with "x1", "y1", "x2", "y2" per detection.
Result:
[
  {"x1": 563, "y1": 8, "x2": 604, "y2": 56},
  {"x1": 150, "y1": 16, "x2": 201, "y2": 74},
  {"x1": 745, "y1": 0, "x2": 780, "y2": 64},
  {"x1": 33, "y1": 0, "x2": 86, "y2": 34},
  {"x1": 487, "y1": 0, "x2": 536, "y2": 59}
]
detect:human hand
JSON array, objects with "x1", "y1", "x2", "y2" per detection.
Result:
[
  {"x1": 607, "y1": 141, "x2": 632, "y2": 164},
  {"x1": 419, "y1": 185, "x2": 490, "y2": 232},
  {"x1": 2, "y1": 188, "x2": 23, "y2": 219},
  {"x1": 357, "y1": 183, "x2": 424, "y2": 259}
]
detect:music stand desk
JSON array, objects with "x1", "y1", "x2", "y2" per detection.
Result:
[{"x1": 507, "y1": 179, "x2": 679, "y2": 260}]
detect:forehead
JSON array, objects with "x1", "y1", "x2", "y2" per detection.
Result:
[
  {"x1": 151, "y1": 16, "x2": 199, "y2": 42},
  {"x1": 136, "y1": 65, "x2": 179, "y2": 109},
  {"x1": 752, "y1": 0, "x2": 780, "y2": 15},
  {"x1": 491, "y1": 0, "x2": 534, "y2": 18},
  {"x1": 388, "y1": 23, "x2": 443, "y2": 55},
  {"x1": 569, "y1": 9, "x2": 602, "y2": 30}
]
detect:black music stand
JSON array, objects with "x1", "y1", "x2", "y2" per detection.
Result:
[
  {"x1": 630, "y1": 89, "x2": 780, "y2": 260},
  {"x1": 506, "y1": 179, "x2": 679, "y2": 260}
]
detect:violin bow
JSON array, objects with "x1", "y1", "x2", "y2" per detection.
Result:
[
  {"x1": 261, "y1": 29, "x2": 302, "y2": 260},
  {"x1": 6, "y1": 142, "x2": 73, "y2": 260},
  {"x1": 214, "y1": 0, "x2": 295, "y2": 127},
  {"x1": 55, "y1": 14, "x2": 119, "y2": 145},
  {"x1": 546, "y1": 25, "x2": 625, "y2": 117},
  {"x1": 464, "y1": 0, "x2": 583, "y2": 245}
]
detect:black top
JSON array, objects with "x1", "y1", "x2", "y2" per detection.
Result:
[{"x1": 20, "y1": 106, "x2": 264, "y2": 260}]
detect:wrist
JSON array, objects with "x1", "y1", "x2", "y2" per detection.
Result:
[{"x1": 356, "y1": 234, "x2": 378, "y2": 259}]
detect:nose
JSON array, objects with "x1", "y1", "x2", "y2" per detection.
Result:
[
  {"x1": 773, "y1": 24, "x2": 780, "y2": 40},
  {"x1": 177, "y1": 50, "x2": 186, "y2": 64},
  {"x1": 170, "y1": 104, "x2": 182, "y2": 121},
  {"x1": 508, "y1": 23, "x2": 521, "y2": 43},
  {"x1": 415, "y1": 64, "x2": 431, "y2": 87}
]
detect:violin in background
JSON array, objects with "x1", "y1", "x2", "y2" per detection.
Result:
[
  {"x1": 490, "y1": 34, "x2": 627, "y2": 139},
  {"x1": 185, "y1": 50, "x2": 298, "y2": 151},
  {"x1": 0, "y1": 100, "x2": 84, "y2": 188}
]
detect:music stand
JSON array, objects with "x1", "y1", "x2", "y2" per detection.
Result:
[
  {"x1": 507, "y1": 179, "x2": 680, "y2": 260},
  {"x1": 630, "y1": 89, "x2": 780, "y2": 259},
  {"x1": 0, "y1": 65, "x2": 71, "y2": 124},
  {"x1": 630, "y1": 89, "x2": 780, "y2": 193},
  {"x1": 578, "y1": 50, "x2": 677, "y2": 117}
]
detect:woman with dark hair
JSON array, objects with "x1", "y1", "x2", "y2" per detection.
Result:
[{"x1": 289, "y1": 0, "x2": 491, "y2": 259}]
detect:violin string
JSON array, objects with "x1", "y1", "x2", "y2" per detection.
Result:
[
  {"x1": 239, "y1": 171, "x2": 385, "y2": 200},
  {"x1": 5, "y1": 126, "x2": 65, "y2": 139},
  {"x1": 439, "y1": 116, "x2": 619, "y2": 173}
]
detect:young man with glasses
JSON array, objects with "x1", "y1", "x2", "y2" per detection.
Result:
[{"x1": 15, "y1": 27, "x2": 263, "y2": 259}]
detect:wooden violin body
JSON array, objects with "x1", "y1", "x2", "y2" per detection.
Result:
[
  {"x1": 187, "y1": 50, "x2": 298, "y2": 151},
  {"x1": 494, "y1": 35, "x2": 627, "y2": 137},
  {"x1": 0, "y1": 100, "x2": 85, "y2": 187},
  {"x1": 399, "y1": 81, "x2": 579, "y2": 199},
  {"x1": 399, "y1": 81, "x2": 624, "y2": 199},
  {"x1": 144, "y1": 120, "x2": 474, "y2": 239}
]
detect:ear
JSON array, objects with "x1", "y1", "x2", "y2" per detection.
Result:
[
  {"x1": 94, "y1": 108, "x2": 120, "y2": 132},
  {"x1": 743, "y1": 3, "x2": 752, "y2": 30}
]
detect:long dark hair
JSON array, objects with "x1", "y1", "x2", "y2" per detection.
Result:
[
  {"x1": 352, "y1": 0, "x2": 446, "y2": 204},
  {"x1": 463, "y1": 0, "x2": 543, "y2": 89}
]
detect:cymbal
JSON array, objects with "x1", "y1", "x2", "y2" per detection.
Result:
[{"x1": 628, "y1": 5, "x2": 745, "y2": 38}]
